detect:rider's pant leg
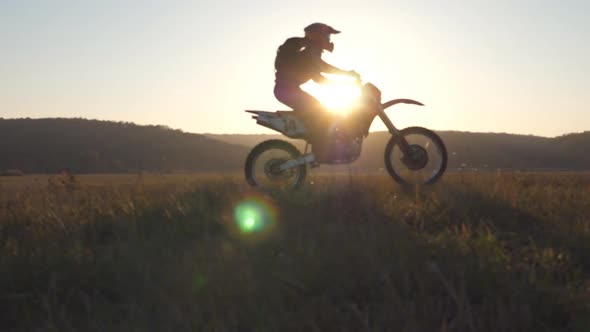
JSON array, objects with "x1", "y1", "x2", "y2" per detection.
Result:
[{"x1": 274, "y1": 84, "x2": 330, "y2": 140}]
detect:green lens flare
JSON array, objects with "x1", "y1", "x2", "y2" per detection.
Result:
[
  {"x1": 244, "y1": 217, "x2": 256, "y2": 229},
  {"x1": 234, "y1": 196, "x2": 277, "y2": 235},
  {"x1": 235, "y1": 205, "x2": 263, "y2": 233}
]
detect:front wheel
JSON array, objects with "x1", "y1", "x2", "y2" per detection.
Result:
[
  {"x1": 384, "y1": 127, "x2": 447, "y2": 185},
  {"x1": 245, "y1": 139, "x2": 307, "y2": 191}
]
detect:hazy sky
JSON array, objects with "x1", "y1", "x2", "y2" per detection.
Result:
[{"x1": 2, "y1": 0, "x2": 589, "y2": 137}]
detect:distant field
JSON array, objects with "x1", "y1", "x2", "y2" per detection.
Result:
[{"x1": 1, "y1": 173, "x2": 590, "y2": 331}]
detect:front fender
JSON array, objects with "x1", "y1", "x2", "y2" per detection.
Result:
[{"x1": 382, "y1": 99, "x2": 424, "y2": 110}]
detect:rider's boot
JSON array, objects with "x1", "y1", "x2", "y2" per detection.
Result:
[{"x1": 299, "y1": 112, "x2": 332, "y2": 163}]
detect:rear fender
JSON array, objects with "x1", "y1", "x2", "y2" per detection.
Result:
[{"x1": 245, "y1": 110, "x2": 306, "y2": 138}]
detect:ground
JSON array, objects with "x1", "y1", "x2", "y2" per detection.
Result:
[{"x1": 1, "y1": 172, "x2": 589, "y2": 331}]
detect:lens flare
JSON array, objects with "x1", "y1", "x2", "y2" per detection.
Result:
[
  {"x1": 233, "y1": 195, "x2": 277, "y2": 235},
  {"x1": 244, "y1": 217, "x2": 256, "y2": 229},
  {"x1": 235, "y1": 206, "x2": 262, "y2": 233}
]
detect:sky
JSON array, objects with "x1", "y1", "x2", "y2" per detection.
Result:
[{"x1": 1, "y1": 0, "x2": 589, "y2": 137}]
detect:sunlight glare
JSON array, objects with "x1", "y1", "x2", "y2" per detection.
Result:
[{"x1": 301, "y1": 75, "x2": 361, "y2": 113}]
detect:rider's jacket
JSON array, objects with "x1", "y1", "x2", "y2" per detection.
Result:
[{"x1": 274, "y1": 37, "x2": 326, "y2": 86}]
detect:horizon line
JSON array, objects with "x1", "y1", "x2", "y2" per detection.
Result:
[{"x1": 1, "y1": 116, "x2": 587, "y2": 139}]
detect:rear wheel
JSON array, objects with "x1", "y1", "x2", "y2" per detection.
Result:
[
  {"x1": 384, "y1": 127, "x2": 447, "y2": 185},
  {"x1": 245, "y1": 140, "x2": 307, "y2": 191}
]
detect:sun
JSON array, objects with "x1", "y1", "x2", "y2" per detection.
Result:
[{"x1": 301, "y1": 75, "x2": 361, "y2": 112}]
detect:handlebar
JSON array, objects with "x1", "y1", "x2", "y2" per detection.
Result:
[{"x1": 348, "y1": 70, "x2": 362, "y2": 85}]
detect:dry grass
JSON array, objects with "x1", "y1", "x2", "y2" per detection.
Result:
[{"x1": 1, "y1": 172, "x2": 589, "y2": 331}]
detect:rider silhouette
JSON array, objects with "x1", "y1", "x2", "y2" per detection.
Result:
[{"x1": 273, "y1": 23, "x2": 359, "y2": 155}]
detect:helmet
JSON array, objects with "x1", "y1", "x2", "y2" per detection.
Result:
[{"x1": 304, "y1": 22, "x2": 340, "y2": 52}]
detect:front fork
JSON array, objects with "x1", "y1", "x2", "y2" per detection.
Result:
[{"x1": 377, "y1": 106, "x2": 412, "y2": 155}]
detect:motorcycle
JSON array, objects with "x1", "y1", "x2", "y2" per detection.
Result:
[{"x1": 244, "y1": 76, "x2": 447, "y2": 190}]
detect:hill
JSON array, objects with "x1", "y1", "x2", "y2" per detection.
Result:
[
  {"x1": 207, "y1": 130, "x2": 590, "y2": 171},
  {"x1": 1, "y1": 118, "x2": 588, "y2": 174},
  {"x1": 0, "y1": 118, "x2": 249, "y2": 174}
]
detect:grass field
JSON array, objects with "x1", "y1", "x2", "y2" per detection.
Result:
[{"x1": 1, "y1": 172, "x2": 590, "y2": 331}]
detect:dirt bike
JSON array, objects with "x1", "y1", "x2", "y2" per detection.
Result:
[{"x1": 244, "y1": 77, "x2": 447, "y2": 190}]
